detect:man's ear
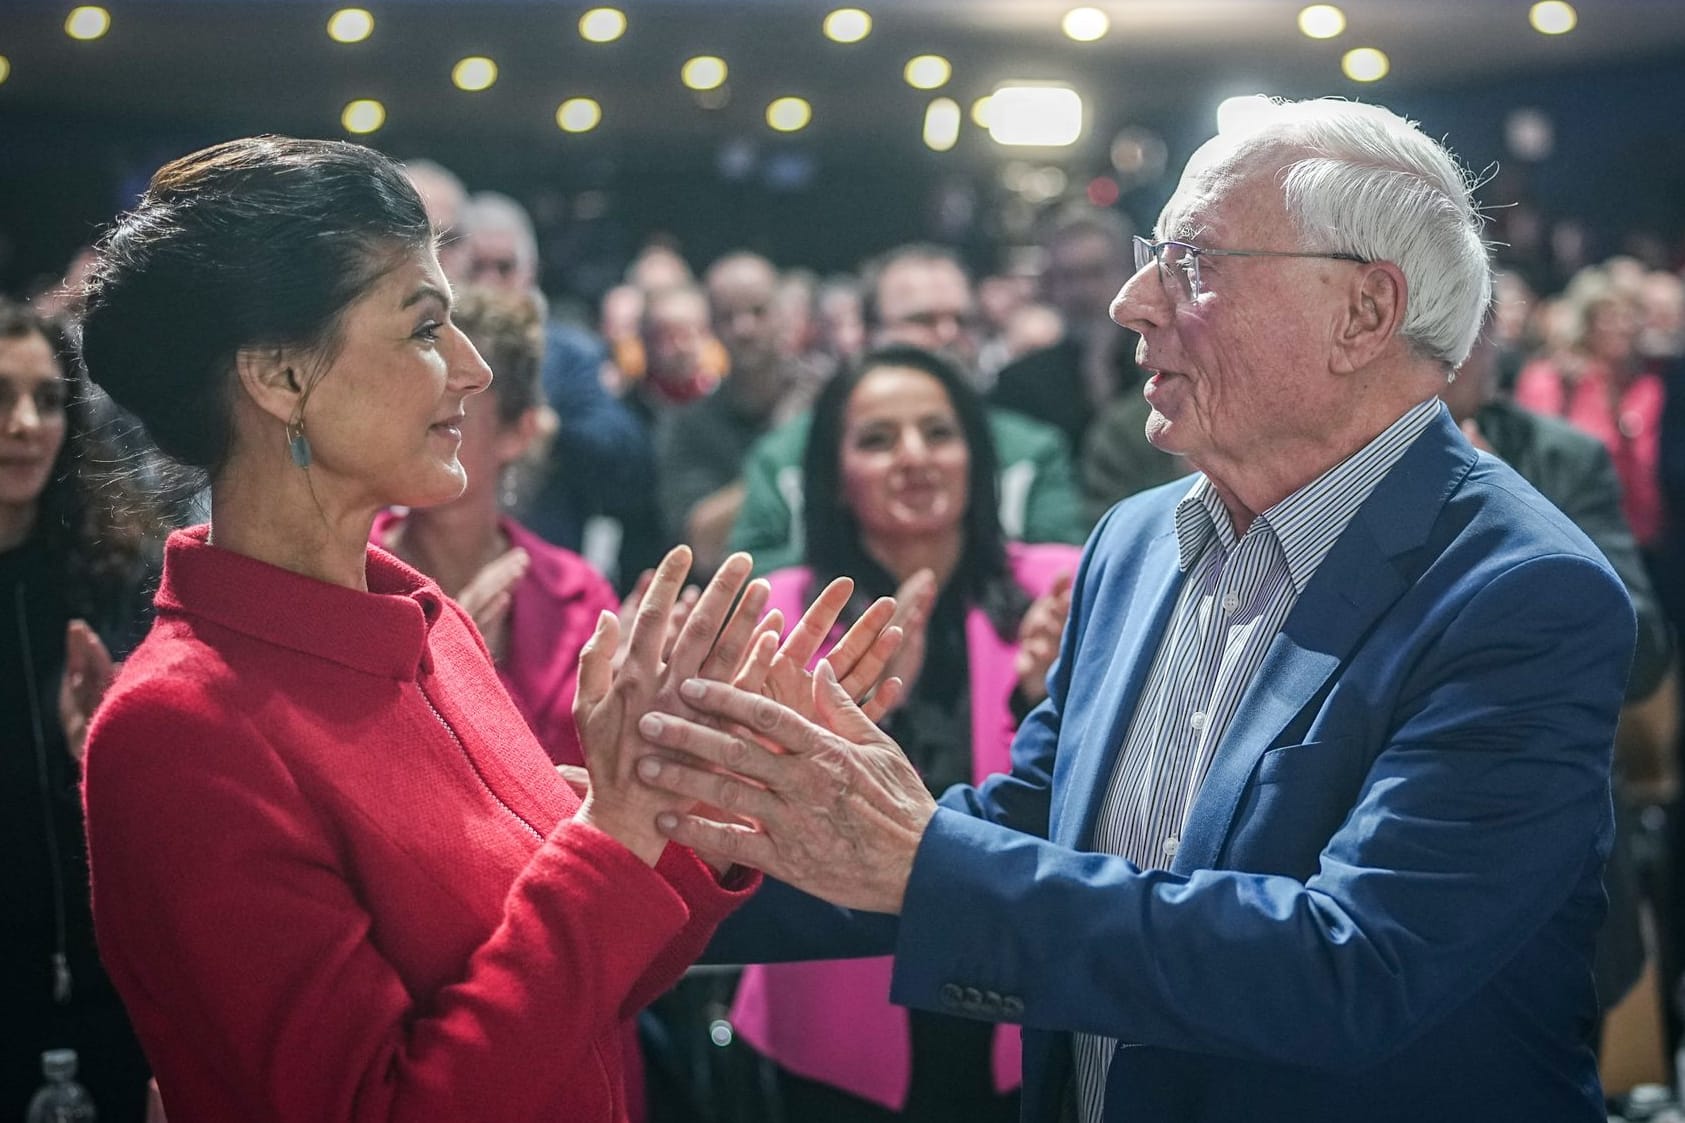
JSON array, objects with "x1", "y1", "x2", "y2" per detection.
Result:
[
  {"x1": 1331, "y1": 261, "x2": 1407, "y2": 374},
  {"x1": 235, "y1": 345, "x2": 307, "y2": 426}
]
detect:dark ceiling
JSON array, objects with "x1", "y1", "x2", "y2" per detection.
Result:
[
  {"x1": 2, "y1": 2, "x2": 1683, "y2": 292},
  {"x1": 4, "y1": 0, "x2": 1685, "y2": 154}
]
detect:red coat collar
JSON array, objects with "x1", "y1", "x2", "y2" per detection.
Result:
[{"x1": 152, "y1": 525, "x2": 446, "y2": 681}]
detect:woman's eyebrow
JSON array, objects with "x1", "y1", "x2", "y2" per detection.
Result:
[{"x1": 401, "y1": 283, "x2": 450, "y2": 312}]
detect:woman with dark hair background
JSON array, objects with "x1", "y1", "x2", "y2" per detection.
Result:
[
  {"x1": 728, "y1": 344, "x2": 1081, "y2": 1122},
  {"x1": 0, "y1": 299, "x2": 154, "y2": 1120}
]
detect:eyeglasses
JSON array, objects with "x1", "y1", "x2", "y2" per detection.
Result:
[
  {"x1": 471, "y1": 256, "x2": 520, "y2": 280},
  {"x1": 892, "y1": 308, "x2": 983, "y2": 333},
  {"x1": 1132, "y1": 235, "x2": 1369, "y2": 302}
]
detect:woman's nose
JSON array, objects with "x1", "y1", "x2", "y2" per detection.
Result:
[
  {"x1": 895, "y1": 430, "x2": 928, "y2": 461},
  {"x1": 449, "y1": 325, "x2": 494, "y2": 395},
  {"x1": 4, "y1": 394, "x2": 41, "y2": 435}
]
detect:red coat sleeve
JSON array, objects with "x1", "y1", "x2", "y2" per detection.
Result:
[{"x1": 84, "y1": 680, "x2": 750, "y2": 1123}]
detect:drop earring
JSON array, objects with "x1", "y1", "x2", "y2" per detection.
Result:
[
  {"x1": 286, "y1": 419, "x2": 312, "y2": 469},
  {"x1": 499, "y1": 464, "x2": 519, "y2": 511}
]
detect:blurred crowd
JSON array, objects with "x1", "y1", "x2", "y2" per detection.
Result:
[{"x1": 7, "y1": 146, "x2": 1685, "y2": 1122}]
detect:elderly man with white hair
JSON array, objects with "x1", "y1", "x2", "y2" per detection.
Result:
[{"x1": 634, "y1": 98, "x2": 1637, "y2": 1121}]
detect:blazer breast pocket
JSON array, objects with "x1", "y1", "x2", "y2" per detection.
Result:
[
  {"x1": 1228, "y1": 738, "x2": 1364, "y2": 876},
  {"x1": 1254, "y1": 737, "x2": 1356, "y2": 786}
]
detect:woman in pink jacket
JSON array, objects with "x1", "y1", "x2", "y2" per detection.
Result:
[
  {"x1": 730, "y1": 344, "x2": 1080, "y2": 1122},
  {"x1": 1515, "y1": 273, "x2": 1665, "y2": 547}
]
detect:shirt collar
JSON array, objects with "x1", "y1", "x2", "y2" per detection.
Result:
[
  {"x1": 151, "y1": 524, "x2": 447, "y2": 680},
  {"x1": 1173, "y1": 397, "x2": 1443, "y2": 593}
]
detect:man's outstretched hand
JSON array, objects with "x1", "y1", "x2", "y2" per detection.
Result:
[{"x1": 635, "y1": 661, "x2": 936, "y2": 914}]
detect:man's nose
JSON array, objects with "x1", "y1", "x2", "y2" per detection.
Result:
[{"x1": 1111, "y1": 263, "x2": 1167, "y2": 334}]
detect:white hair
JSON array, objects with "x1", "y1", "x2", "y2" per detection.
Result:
[
  {"x1": 460, "y1": 191, "x2": 539, "y2": 272},
  {"x1": 1231, "y1": 99, "x2": 1492, "y2": 367}
]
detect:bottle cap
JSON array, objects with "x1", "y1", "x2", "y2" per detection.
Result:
[{"x1": 41, "y1": 1049, "x2": 78, "y2": 1080}]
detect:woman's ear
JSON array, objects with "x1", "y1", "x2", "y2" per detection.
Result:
[{"x1": 234, "y1": 345, "x2": 308, "y2": 426}]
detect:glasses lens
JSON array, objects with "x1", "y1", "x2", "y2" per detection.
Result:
[
  {"x1": 1161, "y1": 243, "x2": 1196, "y2": 301},
  {"x1": 1132, "y1": 236, "x2": 1153, "y2": 273}
]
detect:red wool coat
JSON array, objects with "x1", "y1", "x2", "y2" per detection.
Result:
[{"x1": 83, "y1": 527, "x2": 755, "y2": 1123}]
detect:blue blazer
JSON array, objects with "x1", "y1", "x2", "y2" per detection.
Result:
[{"x1": 712, "y1": 411, "x2": 1635, "y2": 1121}]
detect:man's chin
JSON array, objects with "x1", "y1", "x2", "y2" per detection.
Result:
[{"x1": 1144, "y1": 408, "x2": 1177, "y2": 449}]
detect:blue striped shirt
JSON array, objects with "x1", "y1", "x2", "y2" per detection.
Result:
[{"x1": 1074, "y1": 397, "x2": 1443, "y2": 1122}]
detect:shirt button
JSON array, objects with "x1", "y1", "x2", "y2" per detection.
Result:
[
  {"x1": 1190, "y1": 711, "x2": 1208, "y2": 732},
  {"x1": 1221, "y1": 592, "x2": 1240, "y2": 613},
  {"x1": 1163, "y1": 837, "x2": 1180, "y2": 858}
]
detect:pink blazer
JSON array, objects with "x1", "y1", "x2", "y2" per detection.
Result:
[
  {"x1": 1514, "y1": 358, "x2": 1666, "y2": 547},
  {"x1": 372, "y1": 512, "x2": 620, "y2": 766},
  {"x1": 730, "y1": 541, "x2": 1082, "y2": 1111}
]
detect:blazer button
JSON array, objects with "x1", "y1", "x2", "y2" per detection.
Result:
[
  {"x1": 1002, "y1": 996, "x2": 1025, "y2": 1018},
  {"x1": 981, "y1": 990, "x2": 1004, "y2": 1015},
  {"x1": 940, "y1": 983, "x2": 964, "y2": 1009},
  {"x1": 963, "y1": 986, "x2": 985, "y2": 1013}
]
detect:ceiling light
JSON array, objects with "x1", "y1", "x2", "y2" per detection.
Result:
[
  {"x1": 988, "y1": 84, "x2": 1083, "y2": 147},
  {"x1": 970, "y1": 96, "x2": 994, "y2": 129},
  {"x1": 1109, "y1": 127, "x2": 1167, "y2": 178},
  {"x1": 341, "y1": 99, "x2": 386, "y2": 135},
  {"x1": 1530, "y1": 1, "x2": 1577, "y2": 34},
  {"x1": 904, "y1": 55, "x2": 951, "y2": 91},
  {"x1": 766, "y1": 96, "x2": 812, "y2": 132},
  {"x1": 65, "y1": 6, "x2": 111, "y2": 41},
  {"x1": 1087, "y1": 176, "x2": 1121, "y2": 208},
  {"x1": 682, "y1": 56, "x2": 728, "y2": 91},
  {"x1": 579, "y1": 8, "x2": 627, "y2": 44},
  {"x1": 1020, "y1": 166, "x2": 1068, "y2": 204},
  {"x1": 0, "y1": 56, "x2": 10, "y2": 86},
  {"x1": 1062, "y1": 8, "x2": 1110, "y2": 43},
  {"x1": 923, "y1": 98, "x2": 961, "y2": 151},
  {"x1": 1216, "y1": 94, "x2": 1275, "y2": 135},
  {"x1": 1341, "y1": 47, "x2": 1389, "y2": 82},
  {"x1": 326, "y1": 8, "x2": 374, "y2": 44},
  {"x1": 452, "y1": 57, "x2": 498, "y2": 92},
  {"x1": 1505, "y1": 108, "x2": 1554, "y2": 160},
  {"x1": 556, "y1": 97, "x2": 602, "y2": 132},
  {"x1": 1297, "y1": 5, "x2": 1345, "y2": 39},
  {"x1": 823, "y1": 9, "x2": 872, "y2": 44}
]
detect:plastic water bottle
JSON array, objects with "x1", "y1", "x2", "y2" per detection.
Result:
[{"x1": 24, "y1": 1050, "x2": 97, "y2": 1123}]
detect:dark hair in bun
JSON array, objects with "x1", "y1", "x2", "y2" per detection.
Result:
[{"x1": 79, "y1": 135, "x2": 431, "y2": 474}]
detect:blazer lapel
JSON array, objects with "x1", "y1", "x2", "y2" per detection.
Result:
[
  {"x1": 1173, "y1": 518, "x2": 1404, "y2": 871},
  {"x1": 1174, "y1": 410, "x2": 1478, "y2": 872},
  {"x1": 1056, "y1": 525, "x2": 1186, "y2": 847}
]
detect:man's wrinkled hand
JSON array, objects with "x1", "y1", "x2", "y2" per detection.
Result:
[{"x1": 636, "y1": 661, "x2": 936, "y2": 913}]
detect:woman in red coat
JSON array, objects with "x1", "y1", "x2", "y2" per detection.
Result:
[{"x1": 75, "y1": 136, "x2": 767, "y2": 1123}]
